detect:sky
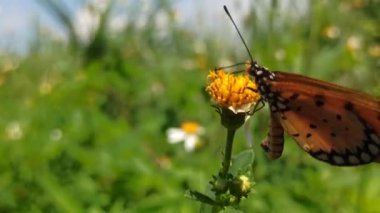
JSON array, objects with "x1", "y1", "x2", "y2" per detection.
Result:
[
  {"x1": 0, "y1": 0, "x2": 81, "y2": 52},
  {"x1": 0, "y1": 0, "x2": 306, "y2": 54},
  {"x1": 0, "y1": 0, "x2": 36, "y2": 51}
]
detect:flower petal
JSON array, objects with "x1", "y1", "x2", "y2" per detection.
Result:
[
  {"x1": 167, "y1": 128, "x2": 186, "y2": 144},
  {"x1": 184, "y1": 135, "x2": 198, "y2": 152}
]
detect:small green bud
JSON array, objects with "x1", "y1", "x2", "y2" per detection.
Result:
[{"x1": 229, "y1": 175, "x2": 252, "y2": 198}]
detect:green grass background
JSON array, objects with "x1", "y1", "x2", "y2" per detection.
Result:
[{"x1": 0, "y1": 0, "x2": 380, "y2": 212}]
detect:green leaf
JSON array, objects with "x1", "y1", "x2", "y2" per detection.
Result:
[
  {"x1": 186, "y1": 190, "x2": 218, "y2": 206},
  {"x1": 229, "y1": 149, "x2": 255, "y2": 175}
]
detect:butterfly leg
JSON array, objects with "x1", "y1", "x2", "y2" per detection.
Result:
[{"x1": 261, "y1": 112, "x2": 285, "y2": 160}]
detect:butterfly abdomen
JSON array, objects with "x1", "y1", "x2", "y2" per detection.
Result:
[{"x1": 261, "y1": 113, "x2": 284, "y2": 160}]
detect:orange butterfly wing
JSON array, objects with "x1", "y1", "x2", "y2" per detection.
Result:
[{"x1": 265, "y1": 71, "x2": 380, "y2": 166}]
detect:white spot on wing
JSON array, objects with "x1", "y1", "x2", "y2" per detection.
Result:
[
  {"x1": 333, "y1": 156, "x2": 344, "y2": 165},
  {"x1": 370, "y1": 133, "x2": 380, "y2": 145},
  {"x1": 316, "y1": 153, "x2": 328, "y2": 161},
  {"x1": 368, "y1": 144, "x2": 379, "y2": 155},
  {"x1": 348, "y1": 155, "x2": 360, "y2": 164},
  {"x1": 360, "y1": 152, "x2": 371, "y2": 162},
  {"x1": 269, "y1": 73, "x2": 275, "y2": 80}
]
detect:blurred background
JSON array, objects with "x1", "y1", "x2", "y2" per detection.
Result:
[{"x1": 0, "y1": 0, "x2": 380, "y2": 212}]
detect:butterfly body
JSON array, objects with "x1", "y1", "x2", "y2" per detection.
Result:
[{"x1": 249, "y1": 61, "x2": 380, "y2": 166}]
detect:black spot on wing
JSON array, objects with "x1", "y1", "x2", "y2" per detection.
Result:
[
  {"x1": 289, "y1": 93, "x2": 299, "y2": 100},
  {"x1": 344, "y1": 102, "x2": 354, "y2": 111},
  {"x1": 315, "y1": 100, "x2": 324, "y2": 107},
  {"x1": 314, "y1": 95, "x2": 325, "y2": 107},
  {"x1": 309, "y1": 124, "x2": 317, "y2": 129}
]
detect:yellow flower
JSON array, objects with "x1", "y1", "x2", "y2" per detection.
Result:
[
  {"x1": 206, "y1": 69, "x2": 260, "y2": 114},
  {"x1": 206, "y1": 69, "x2": 261, "y2": 130},
  {"x1": 322, "y1": 25, "x2": 340, "y2": 39},
  {"x1": 166, "y1": 121, "x2": 204, "y2": 152},
  {"x1": 368, "y1": 45, "x2": 380, "y2": 58}
]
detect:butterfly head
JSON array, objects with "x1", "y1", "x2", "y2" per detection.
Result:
[
  {"x1": 247, "y1": 60, "x2": 275, "y2": 81},
  {"x1": 245, "y1": 60, "x2": 276, "y2": 99}
]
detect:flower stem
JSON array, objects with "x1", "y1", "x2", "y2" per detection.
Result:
[{"x1": 221, "y1": 128, "x2": 236, "y2": 176}]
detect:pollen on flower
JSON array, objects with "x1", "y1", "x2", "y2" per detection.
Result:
[
  {"x1": 181, "y1": 121, "x2": 202, "y2": 134},
  {"x1": 206, "y1": 69, "x2": 260, "y2": 113}
]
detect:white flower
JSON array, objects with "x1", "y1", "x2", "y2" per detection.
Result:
[
  {"x1": 5, "y1": 121, "x2": 23, "y2": 141},
  {"x1": 50, "y1": 128, "x2": 63, "y2": 142},
  {"x1": 166, "y1": 122, "x2": 205, "y2": 152},
  {"x1": 346, "y1": 35, "x2": 362, "y2": 52}
]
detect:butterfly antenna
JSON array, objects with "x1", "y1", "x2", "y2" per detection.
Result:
[
  {"x1": 223, "y1": 5, "x2": 254, "y2": 62},
  {"x1": 216, "y1": 62, "x2": 246, "y2": 70}
]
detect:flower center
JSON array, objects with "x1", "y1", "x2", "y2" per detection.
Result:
[
  {"x1": 206, "y1": 69, "x2": 260, "y2": 109},
  {"x1": 181, "y1": 122, "x2": 201, "y2": 134}
]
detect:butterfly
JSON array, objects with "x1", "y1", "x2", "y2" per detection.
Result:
[{"x1": 224, "y1": 6, "x2": 380, "y2": 166}]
